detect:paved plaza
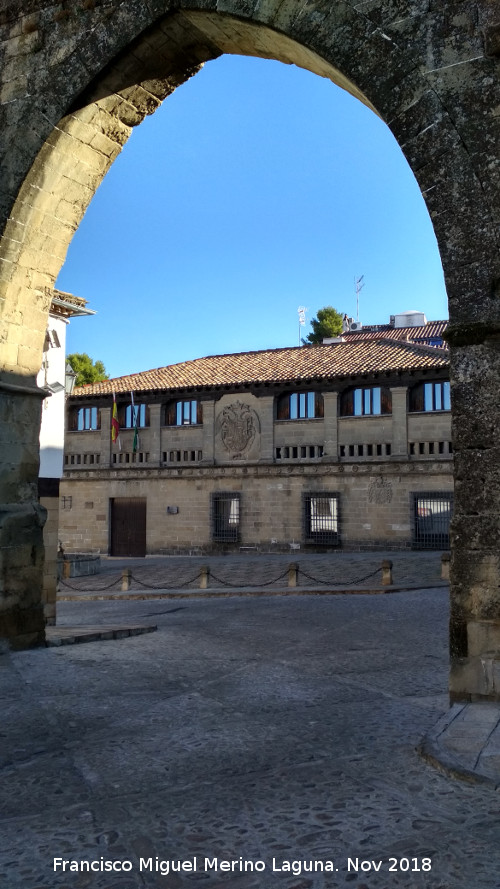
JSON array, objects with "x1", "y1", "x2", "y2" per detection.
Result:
[{"x1": 2, "y1": 554, "x2": 500, "y2": 888}]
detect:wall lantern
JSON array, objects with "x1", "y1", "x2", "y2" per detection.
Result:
[{"x1": 64, "y1": 362, "x2": 77, "y2": 396}]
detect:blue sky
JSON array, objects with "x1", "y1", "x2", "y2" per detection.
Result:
[{"x1": 56, "y1": 55, "x2": 448, "y2": 380}]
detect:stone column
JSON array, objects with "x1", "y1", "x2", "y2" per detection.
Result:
[
  {"x1": 148, "y1": 403, "x2": 162, "y2": 465},
  {"x1": 100, "y1": 405, "x2": 111, "y2": 468},
  {"x1": 322, "y1": 392, "x2": 339, "y2": 459},
  {"x1": 201, "y1": 399, "x2": 215, "y2": 464},
  {"x1": 258, "y1": 395, "x2": 275, "y2": 461},
  {"x1": 0, "y1": 382, "x2": 46, "y2": 648},
  {"x1": 448, "y1": 333, "x2": 500, "y2": 702},
  {"x1": 390, "y1": 387, "x2": 408, "y2": 458}
]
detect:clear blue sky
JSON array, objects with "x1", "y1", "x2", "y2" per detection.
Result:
[{"x1": 56, "y1": 54, "x2": 448, "y2": 380}]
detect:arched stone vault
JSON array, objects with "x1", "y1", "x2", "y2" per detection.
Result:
[{"x1": 0, "y1": 1, "x2": 499, "y2": 699}]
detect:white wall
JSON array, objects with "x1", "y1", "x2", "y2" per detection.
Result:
[{"x1": 37, "y1": 314, "x2": 69, "y2": 479}]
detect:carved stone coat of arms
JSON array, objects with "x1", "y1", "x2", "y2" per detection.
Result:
[{"x1": 216, "y1": 401, "x2": 260, "y2": 458}]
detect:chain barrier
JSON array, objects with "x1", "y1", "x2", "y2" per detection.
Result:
[
  {"x1": 58, "y1": 575, "x2": 123, "y2": 592},
  {"x1": 208, "y1": 569, "x2": 290, "y2": 588},
  {"x1": 129, "y1": 572, "x2": 201, "y2": 590},
  {"x1": 297, "y1": 567, "x2": 381, "y2": 586},
  {"x1": 59, "y1": 565, "x2": 383, "y2": 593}
]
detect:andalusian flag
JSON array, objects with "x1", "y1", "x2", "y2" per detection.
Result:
[
  {"x1": 130, "y1": 390, "x2": 139, "y2": 454},
  {"x1": 111, "y1": 392, "x2": 121, "y2": 450}
]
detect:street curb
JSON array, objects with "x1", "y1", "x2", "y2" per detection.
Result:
[
  {"x1": 45, "y1": 624, "x2": 157, "y2": 646},
  {"x1": 417, "y1": 706, "x2": 500, "y2": 790},
  {"x1": 57, "y1": 582, "x2": 448, "y2": 602}
]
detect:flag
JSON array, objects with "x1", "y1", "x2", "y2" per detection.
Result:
[
  {"x1": 130, "y1": 390, "x2": 139, "y2": 454},
  {"x1": 111, "y1": 392, "x2": 121, "y2": 450}
]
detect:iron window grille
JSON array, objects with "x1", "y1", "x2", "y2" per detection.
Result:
[
  {"x1": 303, "y1": 493, "x2": 340, "y2": 545},
  {"x1": 411, "y1": 492, "x2": 453, "y2": 549},
  {"x1": 211, "y1": 493, "x2": 241, "y2": 543}
]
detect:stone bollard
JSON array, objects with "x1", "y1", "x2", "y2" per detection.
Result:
[
  {"x1": 199, "y1": 565, "x2": 210, "y2": 590},
  {"x1": 381, "y1": 559, "x2": 393, "y2": 586},
  {"x1": 62, "y1": 559, "x2": 71, "y2": 580},
  {"x1": 288, "y1": 562, "x2": 299, "y2": 588},
  {"x1": 441, "y1": 552, "x2": 451, "y2": 581},
  {"x1": 121, "y1": 568, "x2": 131, "y2": 591}
]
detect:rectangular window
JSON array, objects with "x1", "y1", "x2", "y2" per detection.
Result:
[
  {"x1": 412, "y1": 381, "x2": 451, "y2": 412},
  {"x1": 303, "y1": 493, "x2": 339, "y2": 545},
  {"x1": 412, "y1": 493, "x2": 453, "y2": 549},
  {"x1": 344, "y1": 387, "x2": 390, "y2": 417},
  {"x1": 123, "y1": 403, "x2": 148, "y2": 428},
  {"x1": 277, "y1": 391, "x2": 323, "y2": 420},
  {"x1": 211, "y1": 493, "x2": 241, "y2": 543},
  {"x1": 74, "y1": 406, "x2": 100, "y2": 431},
  {"x1": 176, "y1": 400, "x2": 198, "y2": 425}
]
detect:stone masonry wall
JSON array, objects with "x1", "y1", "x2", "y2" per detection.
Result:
[{"x1": 0, "y1": 0, "x2": 498, "y2": 702}]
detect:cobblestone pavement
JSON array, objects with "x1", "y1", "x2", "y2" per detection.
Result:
[
  {"x1": 58, "y1": 551, "x2": 445, "y2": 595},
  {"x1": 2, "y1": 586, "x2": 500, "y2": 889}
]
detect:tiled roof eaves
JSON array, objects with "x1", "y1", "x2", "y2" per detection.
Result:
[{"x1": 73, "y1": 340, "x2": 449, "y2": 398}]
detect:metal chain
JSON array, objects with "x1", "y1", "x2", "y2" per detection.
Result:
[
  {"x1": 297, "y1": 567, "x2": 381, "y2": 586},
  {"x1": 59, "y1": 566, "x2": 382, "y2": 593},
  {"x1": 129, "y1": 572, "x2": 201, "y2": 590},
  {"x1": 208, "y1": 569, "x2": 290, "y2": 588},
  {"x1": 58, "y1": 575, "x2": 123, "y2": 591}
]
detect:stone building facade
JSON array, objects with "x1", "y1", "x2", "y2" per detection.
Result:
[{"x1": 60, "y1": 330, "x2": 453, "y2": 556}]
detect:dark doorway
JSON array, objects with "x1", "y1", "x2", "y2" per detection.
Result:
[{"x1": 110, "y1": 498, "x2": 147, "y2": 556}]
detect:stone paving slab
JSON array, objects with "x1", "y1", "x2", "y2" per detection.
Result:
[{"x1": 2, "y1": 588, "x2": 500, "y2": 888}]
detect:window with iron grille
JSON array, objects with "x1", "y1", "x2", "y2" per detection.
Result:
[
  {"x1": 411, "y1": 492, "x2": 453, "y2": 549},
  {"x1": 277, "y1": 391, "x2": 324, "y2": 420},
  {"x1": 409, "y1": 381, "x2": 450, "y2": 412},
  {"x1": 340, "y1": 386, "x2": 392, "y2": 416},
  {"x1": 211, "y1": 493, "x2": 241, "y2": 542},
  {"x1": 303, "y1": 493, "x2": 340, "y2": 545}
]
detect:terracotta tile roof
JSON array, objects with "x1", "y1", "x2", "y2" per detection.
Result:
[
  {"x1": 74, "y1": 338, "x2": 449, "y2": 398},
  {"x1": 342, "y1": 319, "x2": 448, "y2": 344}
]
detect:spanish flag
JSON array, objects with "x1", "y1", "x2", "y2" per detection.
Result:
[{"x1": 111, "y1": 392, "x2": 121, "y2": 449}]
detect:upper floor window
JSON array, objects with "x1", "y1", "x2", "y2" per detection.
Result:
[
  {"x1": 164, "y1": 399, "x2": 202, "y2": 426},
  {"x1": 340, "y1": 386, "x2": 391, "y2": 417},
  {"x1": 119, "y1": 403, "x2": 149, "y2": 428},
  {"x1": 277, "y1": 391, "x2": 324, "y2": 420},
  {"x1": 69, "y1": 406, "x2": 100, "y2": 431},
  {"x1": 410, "y1": 381, "x2": 450, "y2": 412}
]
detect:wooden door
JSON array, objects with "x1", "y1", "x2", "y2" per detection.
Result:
[{"x1": 110, "y1": 498, "x2": 147, "y2": 557}]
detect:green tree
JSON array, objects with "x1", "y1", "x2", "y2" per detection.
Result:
[
  {"x1": 305, "y1": 306, "x2": 343, "y2": 344},
  {"x1": 68, "y1": 353, "x2": 109, "y2": 387}
]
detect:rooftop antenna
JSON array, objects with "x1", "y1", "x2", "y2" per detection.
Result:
[
  {"x1": 298, "y1": 306, "x2": 308, "y2": 346},
  {"x1": 354, "y1": 275, "x2": 365, "y2": 323}
]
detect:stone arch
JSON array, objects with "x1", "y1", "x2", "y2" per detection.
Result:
[{"x1": 0, "y1": 1, "x2": 499, "y2": 698}]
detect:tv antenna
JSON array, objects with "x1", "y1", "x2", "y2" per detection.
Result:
[
  {"x1": 354, "y1": 275, "x2": 365, "y2": 322},
  {"x1": 297, "y1": 306, "x2": 308, "y2": 345}
]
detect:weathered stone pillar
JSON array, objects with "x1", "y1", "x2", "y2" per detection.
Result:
[
  {"x1": 201, "y1": 400, "x2": 215, "y2": 464},
  {"x1": 100, "y1": 406, "x2": 112, "y2": 468},
  {"x1": 258, "y1": 395, "x2": 275, "y2": 461},
  {"x1": 148, "y1": 404, "x2": 162, "y2": 465},
  {"x1": 322, "y1": 392, "x2": 339, "y2": 459},
  {"x1": 390, "y1": 387, "x2": 408, "y2": 458},
  {"x1": 448, "y1": 331, "x2": 500, "y2": 702},
  {"x1": 0, "y1": 382, "x2": 46, "y2": 648}
]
